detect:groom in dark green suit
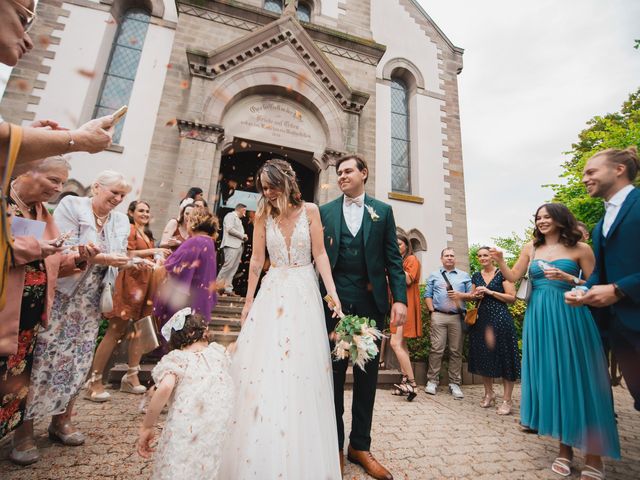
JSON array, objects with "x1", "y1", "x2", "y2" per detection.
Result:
[{"x1": 320, "y1": 154, "x2": 407, "y2": 480}]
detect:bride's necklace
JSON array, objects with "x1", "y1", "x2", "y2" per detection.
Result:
[{"x1": 10, "y1": 181, "x2": 35, "y2": 216}]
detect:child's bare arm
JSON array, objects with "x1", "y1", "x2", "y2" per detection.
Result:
[{"x1": 137, "y1": 374, "x2": 176, "y2": 458}]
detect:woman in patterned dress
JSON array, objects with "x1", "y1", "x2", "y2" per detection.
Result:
[
  {"x1": 0, "y1": 157, "x2": 94, "y2": 461},
  {"x1": 468, "y1": 246, "x2": 520, "y2": 415},
  {"x1": 10, "y1": 171, "x2": 132, "y2": 465}
]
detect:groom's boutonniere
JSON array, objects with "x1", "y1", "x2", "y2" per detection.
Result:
[{"x1": 364, "y1": 204, "x2": 380, "y2": 222}]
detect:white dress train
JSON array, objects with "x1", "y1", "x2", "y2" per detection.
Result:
[{"x1": 218, "y1": 206, "x2": 341, "y2": 480}]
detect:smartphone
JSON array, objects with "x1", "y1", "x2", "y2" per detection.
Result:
[
  {"x1": 53, "y1": 230, "x2": 73, "y2": 248},
  {"x1": 111, "y1": 105, "x2": 128, "y2": 125}
]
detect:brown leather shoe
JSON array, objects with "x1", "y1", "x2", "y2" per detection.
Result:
[
  {"x1": 339, "y1": 450, "x2": 344, "y2": 476},
  {"x1": 347, "y1": 444, "x2": 393, "y2": 480}
]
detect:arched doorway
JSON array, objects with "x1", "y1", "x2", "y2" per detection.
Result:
[{"x1": 215, "y1": 138, "x2": 318, "y2": 296}]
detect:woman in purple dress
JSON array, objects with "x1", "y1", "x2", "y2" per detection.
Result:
[{"x1": 154, "y1": 209, "x2": 219, "y2": 333}]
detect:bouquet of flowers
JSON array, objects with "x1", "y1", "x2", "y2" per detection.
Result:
[{"x1": 324, "y1": 295, "x2": 383, "y2": 371}]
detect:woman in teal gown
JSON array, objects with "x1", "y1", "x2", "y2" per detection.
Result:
[{"x1": 491, "y1": 203, "x2": 619, "y2": 480}]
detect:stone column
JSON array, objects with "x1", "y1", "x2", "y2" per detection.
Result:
[{"x1": 174, "y1": 120, "x2": 224, "y2": 205}]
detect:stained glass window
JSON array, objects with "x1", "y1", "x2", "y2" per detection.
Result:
[
  {"x1": 390, "y1": 78, "x2": 411, "y2": 193},
  {"x1": 297, "y1": 2, "x2": 311, "y2": 22},
  {"x1": 264, "y1": 0, "x2": 283, "y2": 14},
  {"x1": 94, "y1": 9, "x2": 150, "y2": 144}
]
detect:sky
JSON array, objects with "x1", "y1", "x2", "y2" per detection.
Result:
[{"x1": 417, "y1": 0, "x2": 640, "y2": 245}]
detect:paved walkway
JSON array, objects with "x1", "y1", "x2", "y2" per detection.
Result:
[{"x1": 1, "y1": 383, "x2": 638, "y2": 479}]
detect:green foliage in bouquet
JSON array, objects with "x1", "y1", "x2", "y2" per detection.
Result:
[{"x1": 333, "y1": 314, "x2": 382, "y2": 369}]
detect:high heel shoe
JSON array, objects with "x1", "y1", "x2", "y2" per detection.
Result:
[
  {"x1": 120, "y1": 365, "x2": 147, "y2": 394},
  {"x1": 480, "y1": 391, "x2": 496, "y2": 408},
  {"x1": 392, "y1": 376, "x2": 418, "y2": 402},
  {"x1": 391, "y1": 375, "x2": 408, "y2": 397},
  {"x1": 497, "y1": 400, "x2": 512, "y2": 415},
  {"x1": 84, "y1": 372, "x2": 111, "y2": 402}
]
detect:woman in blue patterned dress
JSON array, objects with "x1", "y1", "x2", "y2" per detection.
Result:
[
  {"x1": 490, "y1": 203, "x2": 619, "y2": 480},
  {"x1": 468, "y1": 247, "x2": 520, "y2": 415}
]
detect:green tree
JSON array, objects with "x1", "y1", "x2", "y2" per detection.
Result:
[{"x1": 546, "y1": 88, "x2": 640, "y2": 230}]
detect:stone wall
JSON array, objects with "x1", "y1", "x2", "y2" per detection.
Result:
[{"x1": 0, "y1": 0, "x2": 69, "y2": 124}]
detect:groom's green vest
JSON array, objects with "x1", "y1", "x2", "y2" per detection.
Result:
[
  {"x1": 333, "y1": 215, "x2": 368, "y2": 297},
  {"x1": 320, "y1": 194, "x2": 407, "y2": 314}
]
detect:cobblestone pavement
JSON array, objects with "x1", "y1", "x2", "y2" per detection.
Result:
[{"x1": 1, "y1": 383, "x2": 638, "y2": 479}]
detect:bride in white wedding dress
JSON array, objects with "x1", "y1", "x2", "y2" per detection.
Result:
[{"x1": 218, "y1": 159, "x2": 342, "y2": 480}]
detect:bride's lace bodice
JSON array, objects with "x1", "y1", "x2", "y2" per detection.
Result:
[{"x1": 266, "y1": 206, "x2": 312, "y2": 267}]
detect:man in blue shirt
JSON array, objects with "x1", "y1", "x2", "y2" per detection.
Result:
[{"x1": 424, "y1": 248, "x2": 472, "y2": 398}]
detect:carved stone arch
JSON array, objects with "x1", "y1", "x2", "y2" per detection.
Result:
[
  {"x1": 408, "y1": 228, "x2": 427, "y2": 252},
  {"x1": 202, "y1": 67, "x2": 345, "y2": 168},
  {"x1": 382, "y1": 57, "x2": 425, "y2": 91},
  {"x1": 396, "y1": 227, "x2": 427, "y2": 253}
]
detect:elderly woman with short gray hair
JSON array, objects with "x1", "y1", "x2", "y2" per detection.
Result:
[
  {"x1": 0, "y1": 157, "x2": 94, "y2": 446},
  {"x1": 10, "y1": 170, "x2": 132, "y2": 465}
]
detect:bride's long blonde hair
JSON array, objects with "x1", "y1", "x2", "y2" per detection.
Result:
[{"x1": 255, "y1": 159, "x2": 303, "y2": 221}]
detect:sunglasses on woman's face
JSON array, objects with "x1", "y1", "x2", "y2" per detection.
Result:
[{"x1": 10, "y1": 0, "x2": 37, "y2": 33}]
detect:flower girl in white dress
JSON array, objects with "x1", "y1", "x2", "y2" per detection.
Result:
[{"x1": 137, "y1": 308, "x2": 233, "y2": 479}]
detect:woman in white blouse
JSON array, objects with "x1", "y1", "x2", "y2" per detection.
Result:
[{"x1": 10, "y1": 171, "x2": 133, "y2": 465}]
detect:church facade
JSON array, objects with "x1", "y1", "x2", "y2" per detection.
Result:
[{"x1": 0, "y1": 0, "x2": 469, "y2": 274}]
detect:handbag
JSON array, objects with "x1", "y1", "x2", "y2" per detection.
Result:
[
  {"x1": 133, "y1": 315, "x2": 160, "y2": 354},
  {"x1": 464, "y1": 268, "x2": 498, "y2": 326},
  {"x1": 464, "y1": 302, "x2": 480, "y2": 326},
  {"x1": 100, "y1": 282, "x2": 114, "y2": 313},
  {"x1": 0, "y1": 124, "x2": 23, "y2": 310},
  {"x1": 516, "y1": 247, "x2": 536, "y2": 303}
]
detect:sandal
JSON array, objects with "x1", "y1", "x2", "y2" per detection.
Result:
[
  {"x1": 84, "y1": 372, "x2": 111, "y2": 402},
  {"x1": 480, "y1": 391, "x2": 496, "y2": 408},
  {"x1": 392, "y1": 376, "x2": 418, "y2": 402},
  {"x1": 391, "y1": 375, "x2": 408, "y2": 396},
  {"x1": 496, "y1": 400, "x2": 512, "y2": 415},
  {"x1": 581, "y1": 465, "x2": 605, "y2": 480},
  {"x1": 551, "y1": 457, "x2": 573, "y2": 477}
]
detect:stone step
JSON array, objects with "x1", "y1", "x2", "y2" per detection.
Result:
[
  {"x1": 210, "y1": 330, "x2": 239, "y2": 346},
  {"x1": 346, "y1": 367, "x2": 402, "y2": 385},
  {"x1": 208, "y1": 317, "x2": 241, "y2": 331},
  {"x1": 213, "y1": 304, "x2": 243, "y2": 316},
  {"x1": 216, "y1": 295, "x2": 244, "y2": 304}
]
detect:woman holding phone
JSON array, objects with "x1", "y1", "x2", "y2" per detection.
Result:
[
  {"x1": 11, "y1": 170, "x2": 132, "y2": 465},
  {"x1": 0, "y1": 157, "x2": 96, "y2": 448}
]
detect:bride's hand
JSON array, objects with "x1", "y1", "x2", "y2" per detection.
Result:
[
  {"x1": 329, "y1": 292, "x2": 342, "y2": 318},
  {"x1": 240, "y1": 298, "x2": 253, "y2": 326}
]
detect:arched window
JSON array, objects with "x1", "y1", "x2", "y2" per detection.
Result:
[
  {"x1": 94, "y1": 8, "x2": 150, "y2": 144},
  {"x1": 390, "y1": 77, "x2": 411, "y2": 193},
  {"x1": 297, "y1": 1, "x2": 312, "y2": 22},
  {"x1": 264, "y1": 0, "x2": 283, "y2": 14}
]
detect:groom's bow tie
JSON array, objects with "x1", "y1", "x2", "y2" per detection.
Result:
[{"x1": 345, "y1": 196, "x2": 363, "y2": 207}]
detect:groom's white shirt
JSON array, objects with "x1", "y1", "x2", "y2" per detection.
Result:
[{"x1": 342, "y1": 192, "x2": 365, "y2": 237}]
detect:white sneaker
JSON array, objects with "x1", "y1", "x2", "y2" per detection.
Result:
[
  {"x1": 424, "y1": 381, "x2": 437, "y2": 395},
  {"x1": 449, "y1": 383, "x2": 464, "y2": 399}
]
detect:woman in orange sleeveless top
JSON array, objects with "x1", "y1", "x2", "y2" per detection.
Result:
[{"x1": 390, "y1": 233, "x2": 421, "y2": 401}]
